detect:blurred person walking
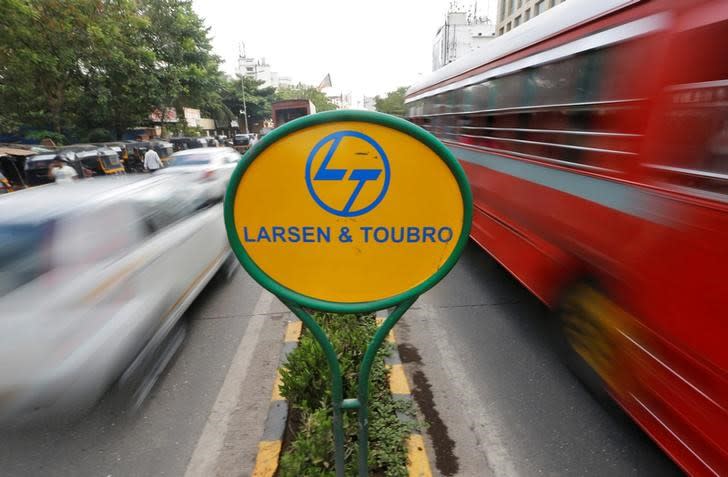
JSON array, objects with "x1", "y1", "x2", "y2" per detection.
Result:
[
  {"x1": 144, "y1": 147, "x2": 163, "y2": 172},
  {"x1": 49, "y1": 157, "x2": 78, "y2": 183}
]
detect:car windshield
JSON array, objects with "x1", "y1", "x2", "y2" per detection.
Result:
[
  {"x1": 0, "y1": 223, "x2": 50, "y2": 297},
  {"x1": 169, "y1": 154, "x2": 216, "y2": 166}
]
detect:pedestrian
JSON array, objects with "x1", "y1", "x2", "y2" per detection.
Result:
[
  {"x1": 48, "y1": 157, "x2": 78, "y2": 183},
  {"x1": 144, "y1": 147, "x2": 163, "y2": 172}
]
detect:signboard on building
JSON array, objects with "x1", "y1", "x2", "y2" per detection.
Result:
[
  {"x1": 149, "y1": 107, "x2": 178, "y2": 123},
  {"x1": 230, "y1": 120, "x2": 239, "y2": 128},
  {"x1": 198, "y1": 118, "x2": 215, "y2": 130},
  {"x1": 183, "y1": 107, "x2": 201, "y2": 128}
]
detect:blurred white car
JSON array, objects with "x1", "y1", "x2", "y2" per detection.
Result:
[
  {"x1": 158, "y1": 147, "x2": 241, "y2": 203},
  {"x1": 0, "y1": 176, "x2": 234, "y2": 423}
]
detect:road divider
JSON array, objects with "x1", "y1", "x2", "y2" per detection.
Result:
[{"x1": 253, "y1": 313, "x2": 432, "y2": 476}]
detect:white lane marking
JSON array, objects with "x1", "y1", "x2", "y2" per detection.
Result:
[
  {"x1": 184, "y1": 289, "x2": 274, "y2": 477},
  {"x1": 419, "y1": 303, "x2": 520, "y2": 477}
]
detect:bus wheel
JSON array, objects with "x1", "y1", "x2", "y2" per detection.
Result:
[{"x1": 554, "y1": 282, "x2": 619, "y2": 401}]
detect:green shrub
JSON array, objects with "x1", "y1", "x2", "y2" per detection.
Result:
[
  {"x1": 278, "y1": 312, "x2": 416, "y2": 477},
  {"x1": 25, "y1": 129, "x2": 66, "y2": 146},
  {"x1": 85, "y1": 128, "x2": 114, "y2": 142}
]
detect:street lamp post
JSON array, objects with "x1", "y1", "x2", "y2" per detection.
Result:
[{"x1": 238, "y1": 42, "x2": 250, "y2": 134}]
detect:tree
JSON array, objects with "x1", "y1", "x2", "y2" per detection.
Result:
[
  {"x1": 374, "y1": 86, "x2": 408, "y2": 116},
  {"x1": 220, "y1": 75, "x2": 276, "y2": 131},
  {"x1": 275, "y1": 83, "x2": 337, "y2": 112},
  {"x1": 0, "y1": 0, "x2": 100, "y2": 133},
  {"x1": 77, "y1": 1, "x2": 161, "y2": 138},
  {"x1": 0, "y1": 0, "x2": 224, "y2": 139},
  {"x1": 141, "y1": 0, "x2": 224, "y2": 131}
]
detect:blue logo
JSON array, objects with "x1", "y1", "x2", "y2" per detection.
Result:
[{"x1": 305, "y1": 131, "x2": 390, "y2": 217}]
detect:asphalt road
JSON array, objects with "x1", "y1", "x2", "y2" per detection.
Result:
[{"x1": 0, "y1": 242, "x2": 684, "y2": 476}]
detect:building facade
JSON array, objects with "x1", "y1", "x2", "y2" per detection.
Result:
[
  {"x1": 239, "y1": 56, "x2": 292, "y2": 88},
  {"x1": 496, "y1": 0, "x2": 567, "y2": 36},
  {"x1": 322, "y1": 87, "x2": 352, "y2": 109},
  {"x1": 432, "y1": 10, "x2": 496, "y2": 71}
]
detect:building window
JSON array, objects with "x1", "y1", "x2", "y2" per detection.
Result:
[
  {"x1": 514, "y1": 15, "x2": 521, "y2": 27},
  {"x1": 499, "y1": 27, "x2": 504, "y2": 35},
  {"x1": 535, "y1": 0, "x2": 545, "y2": 15},
  {"x1": 549, "y1": 0, "x2": 556, "y2": 7},
  {"x1": 506, "y1": 22, "x2": 512, "y2": 31},
  {"x1": 508, "y1": 0, "x2": 514, "y2": 15},
  {"x1": 500, "y1": 0, "x2": 506, "y2": 20},
  {"x1": 525, "y1": 9, "x2": 530, "y2": 21}
]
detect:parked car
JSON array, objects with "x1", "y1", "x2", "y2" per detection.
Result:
[
  {"x1": 232, "y1": 133, "x2": 252, "y2": 153},
  {"x1": 0, "y1": 145, "x2": 49, "y2": 188},
  {"x1": 24, "y1": 144, "x2": 124, "y2": 184},
  {"x1": 158, "y1": 147, "x2": 241, "y2": 203},
  {"x1": 122, "y1": 141, "x2": 148, "y2": 173},
  {"x1": 23, "y1": 150, "x2": 59, "y2": 185},
  {"x1": 0, "y1": 175, "x2": 232, "y2": 423},
  {"x1": 95, "y1": 142, "x2": 126, "y2": 158},
  {"x1": 170, "y1": 137, "x2": 207, "y2": 152},
  {"x1": 149, "y1": 139, "x2": 174, "y2": 163}
]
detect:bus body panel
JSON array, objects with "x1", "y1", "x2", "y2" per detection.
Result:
[{"x1": 407, "y1": 0, "x2": 728, "y2": 474}]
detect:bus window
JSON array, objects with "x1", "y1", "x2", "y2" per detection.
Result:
[
  {"x1": 646, "y1": 18, "x2": 728, "y2": 198},
  {"x1": 491, "y1": 72, "x2": 526, "y2": 109},
  {"x1": 527, "y1": 55, "x2": 588, "y2": 106}
]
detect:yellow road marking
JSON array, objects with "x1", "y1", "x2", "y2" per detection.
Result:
[
  {"x1": 284, "y1": 321, "x2": 302, "y2": 342},
  {"x1": 376, "y1": 317, "x2": 396, "y2": 342},
  {"x1": 407, "y1": 434, "x2": 432, "y2": 477},
  {"x1": 252, "y1": 440, "x2": 282, "y2": 477},
  {"x1": 389, "y1": 364, "x2": 411, "y2": 395}
]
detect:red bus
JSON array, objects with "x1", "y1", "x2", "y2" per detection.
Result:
[{"x1": 406, "y1": 0, "x2": 728, "y2": 474}]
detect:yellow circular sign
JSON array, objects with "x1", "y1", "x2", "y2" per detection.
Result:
[{"x1": 225, "y1": 111, "x2": 471, "y2": 310}]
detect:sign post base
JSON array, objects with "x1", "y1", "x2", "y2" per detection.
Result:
[{"x1": 286, "y1": 296, "x2": 418, "y2": 477}]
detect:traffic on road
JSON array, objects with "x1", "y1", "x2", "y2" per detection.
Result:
[{"x1": 1, "y1": 0, "x2": 726, "y2": 475}]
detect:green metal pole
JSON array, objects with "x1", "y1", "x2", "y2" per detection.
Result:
[
  {"x1": 356, "y1": 296, "x2": 417, "y2": 476},
  {"x1": 285, "y1": 302, "x2": 347, "y2": 477}
]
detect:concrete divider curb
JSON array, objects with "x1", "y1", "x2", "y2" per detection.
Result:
[
  {"x1": 252, "y1": 314, "x2": 432, "y2": 476},
  {"x1": 252, "y1": 321, "x2": 301, "y2": 477},
  {"x1": 376, "y1": 312, "x2": 433, "y2": 477}
]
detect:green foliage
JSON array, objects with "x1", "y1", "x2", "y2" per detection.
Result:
[
  {"x1": 375, "y1": 87, "x2": 408, "y2": 116},
  {"x1": 0, "y1": 0, "x2": 223, "y2": 138},
  {"x1": 84, "y1": 128, "x2": 114, "y2": 143},
  {"x1": 219, "y1": 76, "x2": 276, "y2": 131},
  {"x1": 275, "y1": 84, "x2": 338, "y2": 112},
  {"x1": 278, "y1": 313, "x2": 416, "y2": 477},
  {"x1": 24, "y1": 129, "x2": 66, "y2": 146}
]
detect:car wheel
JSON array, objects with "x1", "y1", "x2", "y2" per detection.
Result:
[
  {"x1": 117, "y1": 321, "x2": 188, "y2": 412},
  {"x1": 215, "y1": 253, "x2": 239, "y2": 283}
]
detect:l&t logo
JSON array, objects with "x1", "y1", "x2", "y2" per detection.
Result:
[{"x1": 305, "y1": 131, "x2": 390, "y2": 217}]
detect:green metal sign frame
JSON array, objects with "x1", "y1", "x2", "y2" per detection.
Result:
[{"x1": 224, "y1": 110, "x2": 472, "y2": 477}]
